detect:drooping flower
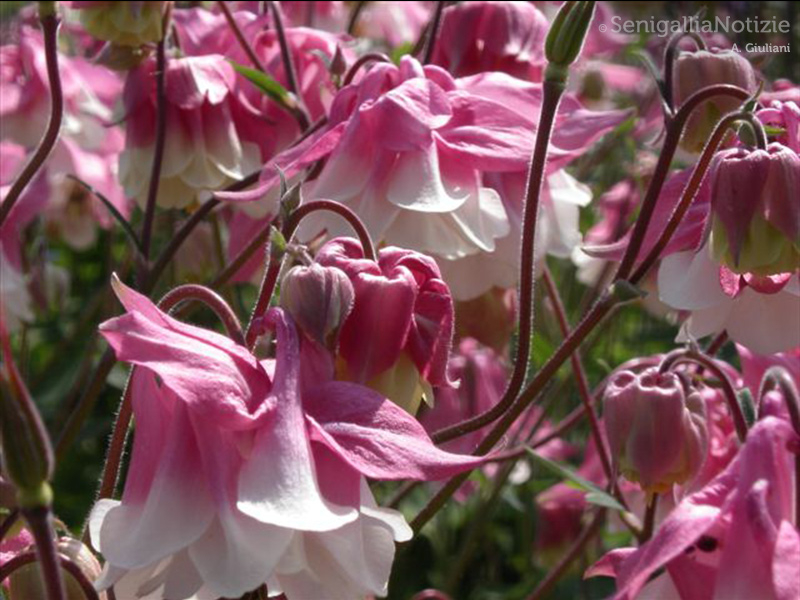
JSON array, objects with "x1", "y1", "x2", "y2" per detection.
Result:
[
  {"x1": 707, "y1": 142, "x2": 800, "y2": 276},
  {"x1": 587, "y1": 416, "x2": 800, "y2": 600},
  {"x1": 430, "y1": 1, "x2": 549, "y2": 80},
  {"x1": 602, "y1": 367, "x2": 708, "y2": 494},
  {"x1": 356, "y1": 1, "x2": 430, "y2": 48},
  {"x1": 220, "y1": 55, "x2": 629, "y2": 299},
  {"x1": 91, "y1": 277, "x2": 481, "y2": 599},
  {"x1": 119, "y1": 54, "x2": 261, "y2": 209},
  {"x1": 315, "y1": 237, "x2": 455, "y2": 414},
  {"x1": 671, "y1": 48, "x2": 758, "y2": 153}
]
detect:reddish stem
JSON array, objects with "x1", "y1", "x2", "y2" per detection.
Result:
[
  {"x1": 0, "y1": 12, "x2": 62, "y2": 228},
  {"x1": 433, "y1": 77, "x2": 566, "y2": 444},
  {"x1": 0, "y1": 548, "x2": 100, "y2": 600},
  {"x1": 19, "y1": 506, "x2": 66, "y2": 600},
  {"x1": 342, "y1": 52, "x2": 391, "y2": 86}
]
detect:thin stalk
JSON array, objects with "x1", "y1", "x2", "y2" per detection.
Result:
[
  {"x1": 244, "y1": 199, "x2": 376, "y2": 347},
  {"x1": 342, "y1": 52, "x2": 391, "y2": 86},
  {"x1": 20, "y1": 506, "x2": 66, "y2": 600},
  {"x1": 433, "y1": 77, "x2": 567, "y2": 444},
  {"x1": 542, "y1": 266, "x2": 613, "y2": 482},
  {"x1": 218, "y1": 0, "x2": 267, "y2": 72},
  {"x1": 525, "y1": 509, "x2": 606, "y2": 600},
  {"x1": 0, "y1": 550, "x2": 100, "y2": 600},
  {"x1": 267, "y1": 0, "x2": 310, "y2": 131},
  {"x1": 0, "y1": 11, "x2": 63, "y2": 228},
  {"x1": 421, "y1": 1, "x2": 445, "y2": 65},
  {"x1": 629, "y1": 111, "x2": 765, "y2": 284},
  {"x1": 346, "y1": 1, "x2": 368, "y2": 35},
  {"x1": 614, "y1": 84, "x2": 750, "y2": 281},
  {"x1": 138, "y1": 38, "x2": 168, "y2": 271},
  {"x1": 663, "y1": 31, "x2": 707, "y2": 110},
  {"x1": 658, "y1": 348, "x2": 748, "y2": 442}
]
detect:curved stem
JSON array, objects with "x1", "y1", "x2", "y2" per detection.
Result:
[
  {"x1": 19, "y1": 506, "x2": 66, "y2": 600},
  {"x1": 158, "y1": 284, "x2": 246, "y2": 345},
  {"x1": 658, "y1": 348, "x2": 748, "y2": 442},
  {"x1": 244, "y1": 199, "x2": 376, "y2": 347},
  {"x1": 541, "y1": 267, "x2": 614, "y2": 483},
  {"x1": 91, "y1": 284, "x2": 244, "y2": 528},
  {"x1": 413, "y1": 293, "x2": 619, "y2": 533},
  {"x1": 663, "y1": 30, "x2": 707, "y2": 110},
  {"x1": 219, "y1": 0, "x2": 267, "y2": 72},
  {"x1": 0, "y1": 11, "x2": 62, "y2": 228},
  {"x1": 0, "y1": 509, "x2": 20, "y2": 543},
  {"x1": 628, "y1": 109, "x2": 759, "y2": 285},
  {"x1": 342, "y1": 52, "x2": 391, "y2": 86},
  {"x1": 432, "y1": 77, "x2": 566, "y2": 444},
  {"x1": 0, "y1": 549, "x2": 100, "y2": 600},
  {"x1": 614, "y1": 84, "x2": 750, "y2": 281},
  {"x1": 421, "y1": 1, "x2": 445, "y2": 65},
  {"x1": 267, "y1": 0, "x2": 310, "y2": 131},
  {"x1": 138, "y1": 38, "x2": 168, "y2": 270},
  {"x1": 525, "y1": 509, "x2": 606, "y2": 600}
]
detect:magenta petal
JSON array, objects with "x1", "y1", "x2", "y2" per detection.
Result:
[
  {"x1": 773, "y1": 521, "x2": 800, "y2": 600},
  {"x1": 100, "y1": 277, "x2": 271, "y2": 428},
  {"x1": 304, "y1": 381, "x2": 484, "y2": 481}
]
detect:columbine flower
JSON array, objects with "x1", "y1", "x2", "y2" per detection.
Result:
[
  {"x1": 315, "y1": 237, "x2": 455, "y2": 414},
  {"x1": 587, "y1": 416, "x2": 799, "y2": 600},
  {"x1": 603, "y1": 367, "x2": 708, "y2": 494},
  {"x1": 707, "y1": 142, "x2": 799, "y2": 277},
  {"x1": 91, "y1": 277, "x2": 481, "y2": 599},
  {"x1": 119, "y1": 54, "x2": 261, "y2": 209},
  {"x1": 221, "y1": 56, "x2": 628, "y2": 299},
  {"x1": 671, "y1": 48, "x2": 758, "y2": 153},
  {"x1": 430, "y1": 1, "x2": 549, "y2": 79}
]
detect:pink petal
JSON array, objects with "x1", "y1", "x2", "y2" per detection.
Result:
[
  {"x1": 773, "y1": 521, "x2": 800, "y2": 600},
  {"x1": 304, "y1": 381, "x2": 484, "y2": 481},
  {"x1": 236, "y1": 309, "x2": 358, "y2": 531}
]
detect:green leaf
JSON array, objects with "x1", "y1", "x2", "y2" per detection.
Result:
[
  {"x1": 526, "y1": 448, "x2": 625, "y2": 511},
  {"x1": 230, "y1": 61, "x2": 293, "y2": 108}
]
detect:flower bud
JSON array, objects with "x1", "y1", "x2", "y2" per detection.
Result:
[
  {"x1": 603, "y1": 367, "x2": 707, "y2": 494},
  {"x1": 280, "y1": 263, "x2": 354, "y2": 349},
  {"x1": 7, "y1": 536, "x2": 107, "y2": 600},
  {"x1": 316, "y1": 238, "x2": 456, "y2": 414},
  {"x1": 672, "y1": 49, "x2": 757, "y2": 153},
  {"x1": 71, "y1": 1, "x2": 168, "y2": 47},
  {"x1": 0, "y1": 326, "x2": 53, "y2": 509},
  {"x1": 544, "y1": 1, "x2": 596, "y2": 72},
  {"x1": 709, "y1": 142, "x2": 800, "y2": 276}
]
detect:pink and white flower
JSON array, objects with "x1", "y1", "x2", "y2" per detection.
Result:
[
  {"x1": 119, "y1": 54, "x2": 261, "y2": 209},
  {"x1": 221, "y1": 56, "x2": 628, "y2": 299},
  {"x1": 91, "y1": 277, "x2": 481, "y2": 598}
]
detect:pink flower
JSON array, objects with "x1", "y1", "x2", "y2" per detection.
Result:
[
  {"x1": 738, "y1": 344, "x2": 800, "y2": 421},
  {"x1": 316, "y1": 237, "x2": 455, "y2": 413},
  {"x1": 757, "y1": 100, "x2": 800, "y2": 151},
  {"x1": 672, "y1": 48, "x2": 757, "y2": 153},
  {"x1": 430, "y1": 1, "x2": 549, "y2": 79},
  {"x1": 707, "y1": 143, "x2": 800, "y2": 277},
  {"x1": 222, "y1": 56, "x2": 629, "y2": 299},
  {"x1": 120, "y1": 54, "x2": 261, "y2": 209},
  {"x1": 91, "y1": 277, "x2": 481, "y2": 598},
  {"x1": 587, "y1": 416, "x2": 800, "y2": 600},
  {"x1": 602, "y1": 367, "x2": 708, "y2": 494}
]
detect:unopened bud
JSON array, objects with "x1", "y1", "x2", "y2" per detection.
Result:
[
  {"x1": 545, "y1": 1, "x2": 596, "y2": 73},
  {"x1": 8, "y1": 536, "x2": 107, "y2": 600},
  {"x1": 709, "y1": 142, "x2": 800, "y2": 276},
  {"x1": 280, "y1": 263, "x2": 354, "y2": 349},
  {"x1": 0, "y1": 331, "x2": 54, "y2": 509},
  {"x1": 603, "y1": 367, "x2": 707, "y2": 494},
  {"x1": 672, "y1": 49, "x2": 757, "y2": 153}
]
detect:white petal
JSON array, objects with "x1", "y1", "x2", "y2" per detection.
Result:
[
  {"x1": 658, "y1": 247, "x2": 728, "y2": 310},
  {"x1": 387, "y1": 147, "x2": 468, "y2": 213},
  {"x1": 725, "y1": 287, "x2": 800, "y2": 354}
]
